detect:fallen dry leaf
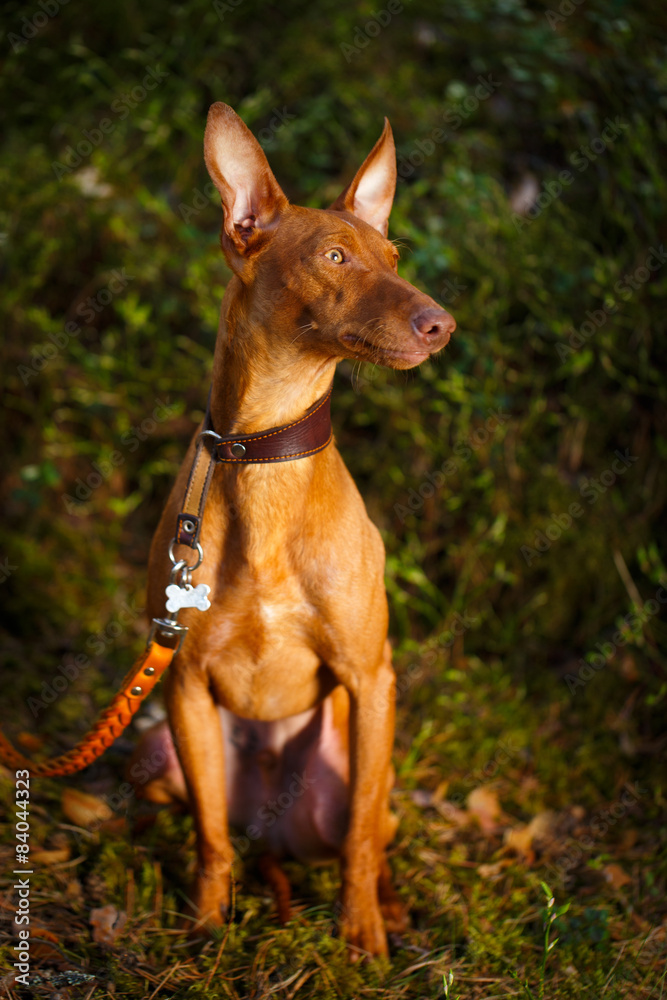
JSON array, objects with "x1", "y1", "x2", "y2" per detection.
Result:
[
  {"x1": 30, "y1": 927, "x2": 60, "y2": 944},
  {"x1": 433, "y1": 779, "x2": 450, "y2": 802},
  {"x1": 410, "y1": 782, "x2": 449, "y2": 807},
  {"x1": 62, "y1": 788, "x2": 113, "y2": 828},
  {"x1": 504, "y1": 811, "x2": 556, "y2": 863},
  {"x1": 477, "y1": 860, "x2": 510, "y2": 879},
  {"x1": 97, "y1": 817, "x2": 128, "y2": 836},
  {"x1": 410, "y1": 789, "x2": 434, "y2": 808},
  {"x1": 466, "y1": 787, "x2": 503, "y2": 834},
  {"x1": 90, "y1": 904, "x2": 127, "y2": 946},
  {"x1": 435, "y1": 799, "x2": 468, "y2": 826},
  {"x1": 28, "y1": 940, "x2": 69, "y2": 966},
  {"x1": 603, "y1": 863, "x2": 632, "y2": 889},
  {"x1": 0, "y1": 973, "x2": 18, "y2": 993},
  {"x1": 17, "y1": 731, "x2": 45, "y2": 753},
  {"x1": 32, "y1": 847, "x2": 71, "y2": 865},
  {"x1": 11, "y1": 920, "x2": 61, "y2": 947},
  {"x1": 619, "y1": 654, "x2": 640, "y2": 682},
  {"x1": 619, "y1": 828, "x2": 638, "y2": 851},
  {"x1": 509, "y1": 173, "x2": 540, "y2": 215}
]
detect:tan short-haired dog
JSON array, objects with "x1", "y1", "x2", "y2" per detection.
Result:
[{"x1": 140, "y1": 103, "x2": 455, "y2": 957}]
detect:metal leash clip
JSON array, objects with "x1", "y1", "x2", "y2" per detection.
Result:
[{"x1": 148, "y1": 541, "x2": 211, "y2": 654}]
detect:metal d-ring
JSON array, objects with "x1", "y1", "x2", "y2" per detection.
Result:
[
  {"x1": 198, "y1": 428, "x2": 222, "y2": 446},
  {"x1": 168, "y1": 559, "x2": 192, "y2": 589},
  {"x1": 168, "y1": 538, "x2": 204, "y2": 571}
]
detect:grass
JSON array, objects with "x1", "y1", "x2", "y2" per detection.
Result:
[{"x1": 0, "y1": 646, "x2": 664, "y2": 997}]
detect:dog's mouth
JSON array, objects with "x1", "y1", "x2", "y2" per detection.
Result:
[{"x1": 340, "y1": 333, "x2": 432, "y2": 367}]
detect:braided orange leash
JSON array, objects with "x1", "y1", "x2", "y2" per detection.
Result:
[
  {"x1": 0, "y1": 410, "x2": 213, "y2": 777},
  {"x1": 0, "y1": 640, "x2": 175, "y2": 777},
  {"x1": 0, "y1": 430, "x2": 217, "y2": 779},
  {"x1": 0, "y1": 384, "x2": 331, "y2": 779}
]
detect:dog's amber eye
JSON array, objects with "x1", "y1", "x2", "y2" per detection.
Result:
[{"x1": 324, "y1": 248, "x2": 345, "y2": 263}]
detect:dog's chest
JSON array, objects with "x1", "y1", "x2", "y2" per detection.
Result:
[{"x1": 200, "y1": 580, "x2": 336, "y2": 719}]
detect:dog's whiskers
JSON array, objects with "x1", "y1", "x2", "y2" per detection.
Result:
[{"x1": 288, "y1": 323, "x2": 314, "y2": 348}]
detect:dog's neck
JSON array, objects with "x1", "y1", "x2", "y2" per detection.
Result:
[
  {"x1": 205, "y1": 288, "x2": 337, "y2": 554},
  {"x1": 209, "y1": 283, "x2": 337, "y2": 438}
]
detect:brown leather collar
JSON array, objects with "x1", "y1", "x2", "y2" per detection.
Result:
[
  {"x1": 174, "y1": 383, "x2": 333, "y2": 548},
  {"x1": 211, "y1": 383, "x2": 333, "y2": 463}
]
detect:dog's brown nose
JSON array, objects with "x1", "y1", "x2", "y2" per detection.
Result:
[{"x1": 411, "y1": 308, "x2": 456, "y2": 347}]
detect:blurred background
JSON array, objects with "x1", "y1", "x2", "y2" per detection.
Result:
[{"x1": 1, "y1": 1, "x2": 666, "y2": 997}]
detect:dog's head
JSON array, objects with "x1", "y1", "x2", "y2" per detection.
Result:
[{"x1": 204, "y1": 103, "x2": 455, "y2": 370}]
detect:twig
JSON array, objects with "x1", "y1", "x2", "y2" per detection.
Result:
[
  {"x1": 147, "y1": 960, "x2": 182, "y2": 1000},
  {"x1": 613, "y1": 549, "x2": 643, "y2": 608}
]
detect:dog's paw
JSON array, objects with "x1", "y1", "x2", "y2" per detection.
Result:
[
  {"x1": 180, "y1": 864, "x2": 232, "y2": 938},
  {"x1": 378, "y1": 869, "x2": 409, "y2": 933},
  {"x1": 179, "y1": 898, "x2": 228, "y2": 939},
  {"x1": 339, "y1": 902, "x2": 388, "y2": 960},
  {"x1": 380, "y1": 896, "x2": 409, "y2": 934}
]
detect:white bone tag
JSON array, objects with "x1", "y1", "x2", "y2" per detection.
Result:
[{"x1": 165, "y1": 583, "x2": 211, "y2": 613}]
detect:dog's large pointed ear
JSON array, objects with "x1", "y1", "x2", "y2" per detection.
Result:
[
  {"x1": 329, "y1": 118, "x2": 396, "y2": 236},
  {"x1": 204, "y1": 102, "x2": 289, "y2": 253}
]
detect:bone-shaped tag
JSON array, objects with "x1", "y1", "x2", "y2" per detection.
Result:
[{"x1": 165, "y1": 582, "x2": 211, "y2": 613}]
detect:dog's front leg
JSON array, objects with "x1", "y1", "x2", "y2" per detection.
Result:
[
  {"x1": 164, "y1": 671, "x2": 233, "y2": 930},
  {"x1": 339, "y1": 639, "x2": 396, "y2": 958}
]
